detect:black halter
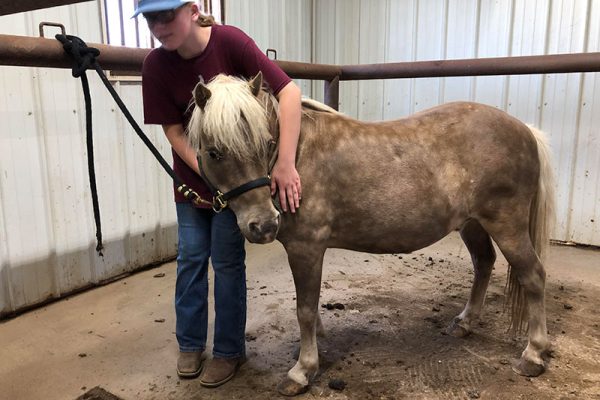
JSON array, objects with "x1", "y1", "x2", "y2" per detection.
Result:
[{"x1": 197, "y1": 155, "x2": 271, "y2": 213}]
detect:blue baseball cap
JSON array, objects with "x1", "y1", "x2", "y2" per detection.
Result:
[{"x1": 132, "y1": 0, "x2": 194, "y2": 18}]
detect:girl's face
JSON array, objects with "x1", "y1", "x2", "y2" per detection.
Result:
[{"x1": 145, "y1": 4, "x2": 197, "y2": 51}]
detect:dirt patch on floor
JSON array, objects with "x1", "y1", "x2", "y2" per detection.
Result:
[
  {"x1": 76, "y1": 386, "x2": 125, "y2": 400},
  {"x1": 141, "y1": 246, "x2": 600, "y2": 400}
]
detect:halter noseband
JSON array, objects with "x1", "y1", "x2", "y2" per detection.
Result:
[{"x1": 196, "y1": 138, "x2": 277, "y2": 213}]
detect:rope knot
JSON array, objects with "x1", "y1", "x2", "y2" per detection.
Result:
[{"x1": 55, "y1": 34, "x2": 100, "y2": 78}]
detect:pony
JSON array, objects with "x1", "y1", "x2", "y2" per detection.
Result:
[{"x1": 187, "y1": 72, "x2": 555, "y2": 396}]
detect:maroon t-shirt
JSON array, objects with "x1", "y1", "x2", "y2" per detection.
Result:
[{"x1": 142, "y1": 24, "x2": 291, "y2": 206}]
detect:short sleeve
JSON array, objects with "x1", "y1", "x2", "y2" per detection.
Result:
[
  {"x1": 142, "y1": 51, "x2": 183, "y2": 125},
  {"x1": 232, "y1": 33, "x2": 291, "y2": 95}
]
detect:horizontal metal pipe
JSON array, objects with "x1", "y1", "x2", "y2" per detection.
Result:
[
  {"x1": 340, "y1": 52, "x2": 600, "y2": 80},
  {"x1": 1, "y1": 34, "x2": 600, "y2": 81},
  {"x1": 0, "y1": 34, "x2": 149, "y2": 70},
  {"x1": 276, "y1": 60, "x2": 340, "y2": 80},
  {"x1": 0, "y1": 34, "x2": 338, "y2": 80}
]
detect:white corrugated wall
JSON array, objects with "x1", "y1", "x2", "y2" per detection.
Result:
[
  {"x1": 0, "y1": 3, "x2": 177, "y2": 317},
  {"x1": 1, "y1": 0, "x2": 599, "y2": 315},
  {"x1": 228, "y1": 0, "x2": 600, "y2": 246},
  {"x1": 225, "y1": 0, "x2": 314, "y2": 96}
]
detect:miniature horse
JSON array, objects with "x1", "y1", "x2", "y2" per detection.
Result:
[{"x1": 187, "y1": 73, "x2": 555, "y2": 396}]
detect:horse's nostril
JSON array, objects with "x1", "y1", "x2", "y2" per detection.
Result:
[
  {"x1": 247, "y1": 215, "x2": 279, "y2": 240},
  {"x1": 265, "y1": 220, "x2": 278, "y2": 234},
  {"x1": 249, "y1": 221, "x2": 260, "y2": 234}
]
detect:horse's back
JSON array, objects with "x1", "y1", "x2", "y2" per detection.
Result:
[
  {"x1": 300, "y1": 101, "x2": 539, "y2": 194},
  {"x1": 302, "y1": 101, "x2": 536, "y2": 154}
]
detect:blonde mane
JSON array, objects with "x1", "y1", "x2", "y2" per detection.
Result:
[
  {"x1": 301, "y1": 98, "x2": 340, "y2": 114},
  {"x1": 187, "y1": 74, "x2": 274, "y2": 160}
]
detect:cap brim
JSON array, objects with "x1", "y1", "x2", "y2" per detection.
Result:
[{"x1": 131, "y1": 0, "x2": 191, "y2": 18}]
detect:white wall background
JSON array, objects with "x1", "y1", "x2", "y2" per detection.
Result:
[{"x1": 1, "y1": 0, "x2": 599, "y2": 315}]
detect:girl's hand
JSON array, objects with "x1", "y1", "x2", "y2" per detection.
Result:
[{"x1": 270, "y1": 160, "x2": 301, "y2": 213}]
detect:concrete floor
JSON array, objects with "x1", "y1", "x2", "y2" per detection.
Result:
[{"x1": 0, "y1": 233, "x2": 599, "y2": 400}]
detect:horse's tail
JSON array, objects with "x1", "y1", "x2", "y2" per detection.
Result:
[
  {"x1": 527, "y1": 126, "x2": 556, "y2": 261},
  {"x1": 506, "y1": 126, "x2": 556, "y2": 333}
]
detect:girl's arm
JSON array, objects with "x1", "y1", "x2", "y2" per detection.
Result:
[
  {"x1": 162, "y1": 123, "x2": 200, "y2": 174},
  {"x1": 272, "y1": 81, "x2": 302, "y2": 213}
]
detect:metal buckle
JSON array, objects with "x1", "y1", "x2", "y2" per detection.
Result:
[{"x1": 212, "y1": 191, "x2": 228, "y2": 213}]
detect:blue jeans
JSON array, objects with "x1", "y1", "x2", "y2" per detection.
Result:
[{"x1": 175, "y1": 203, "x2": 247, "y2": 359}]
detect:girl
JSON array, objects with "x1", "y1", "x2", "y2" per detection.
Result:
[{"x1": 134, "y1": 0, "x2": 302, "y2": 388}]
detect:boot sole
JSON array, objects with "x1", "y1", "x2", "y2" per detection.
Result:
[
  {"x1": 177, "y1": 366, "x2": 202, "y2": 379},
  {"x1": 199, "y1": 371, "x2": 235, "y2": 388}
]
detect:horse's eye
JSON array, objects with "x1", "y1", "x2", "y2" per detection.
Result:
[{"x1": 208, "y1": 149, "x2": 223, "y2": 160}]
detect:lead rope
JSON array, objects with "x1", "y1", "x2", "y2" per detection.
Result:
[{"x1": 56, "y1": 34, "x2": 213, "y2": 255}]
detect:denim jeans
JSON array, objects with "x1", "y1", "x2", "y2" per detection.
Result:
[{"x1": 175, "y1": 203, "x2": 247, "y2": 359}]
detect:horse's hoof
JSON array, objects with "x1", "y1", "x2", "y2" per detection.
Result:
[
  {"x1": 445, "y1": 318, "x2": 471, "y2": 338},
  {"x1": 511, "y1": 358, "x2": 545, "y2": 377},
  {"x1": 277, "y1": 377, "x2": 309, "y2": 397}
]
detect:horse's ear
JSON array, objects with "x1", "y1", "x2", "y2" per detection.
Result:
[
  {"x1": 193, "y1": 81, "x2": 211, "y2": 110},
  {"x1": 249, "y1": 71, "x2": 263, "y2": 97}
]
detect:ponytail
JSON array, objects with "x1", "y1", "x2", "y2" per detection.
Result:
[{"x1": 197, "y1": 14, "x2": 216, "y2": 26}]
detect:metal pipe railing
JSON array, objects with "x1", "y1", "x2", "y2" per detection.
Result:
[
  {"x1": 2, "y1": 33, "x2": 600, "y2": 110},
  {"x1": 276, "y1": 60, "x2": 340, "y2": 80},
  {"x1": 0, "y1": 34, "x2": 343, "y2": 79},
  {"x1": 340, "y1": 52, "x2": 600, "y2": 80},
  {"x1": 0, "y1": 34, "x2": 148, "y2": 70},
  {"x1": 3, "y1": 34, "x2": 600, "y2": 79}
]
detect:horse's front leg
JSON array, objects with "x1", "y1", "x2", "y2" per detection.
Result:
[{"x1": 277, "y1": 242, "x2": 325, "y2": 396}]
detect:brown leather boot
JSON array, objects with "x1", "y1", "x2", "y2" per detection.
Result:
[
  {"x1": 199, "y1": 356, "x2": 245, "y2": 388},
  {"x1": 176, "y1": 351, "x2": 204, "y2": 379}
]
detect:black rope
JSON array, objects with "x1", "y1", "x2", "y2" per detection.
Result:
[
  {"x1": 81, "y1": 71, "x2": 105, "y2": 254},
  {"x1": 55, "y1": 34, "x2": 104, "y2": 254},
  {"x1": 56, "y1": 34, "x2": 210, "y2": 255}
]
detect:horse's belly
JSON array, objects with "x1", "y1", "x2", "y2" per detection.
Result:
[
  {"x1": 280, "y1": 183, "x2": 467, "y2": 254},
  {"x1": 326, "y1": 216, "x2": 457, "y2": 254}
]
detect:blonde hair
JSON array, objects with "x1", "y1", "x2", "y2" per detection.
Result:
[
  {"x1": 197, "y1": 14, "x2": 216, "y2": 26},
  {"x1": 187, "y1": 75, "x2": 274, "y2": 160},
  {"x1": 182, "y1": 1, "x2": 215, "y2": 26}
]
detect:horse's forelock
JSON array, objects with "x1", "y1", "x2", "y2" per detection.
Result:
[{"x1": 187, "y1": 75, "x2": 272, "y2": 160}]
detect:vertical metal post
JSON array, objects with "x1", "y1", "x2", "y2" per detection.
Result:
[{"x1": 324, "y1": 76, "x2": 340, "y2": 110}]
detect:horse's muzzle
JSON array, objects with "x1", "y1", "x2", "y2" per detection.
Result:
[{"x1": 246, "y1": 213, "x2": 280, "y2": 244}]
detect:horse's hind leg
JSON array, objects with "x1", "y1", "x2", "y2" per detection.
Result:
[
  {"x1": 447, "y1": 219, "x2": 496, "y2": 337},
  {"x1": 481, "y1": 220, "x2": 549, "y2": 376},
  {"x1": 277, "y1": 243, "x2": 326, "y2": 396}
]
